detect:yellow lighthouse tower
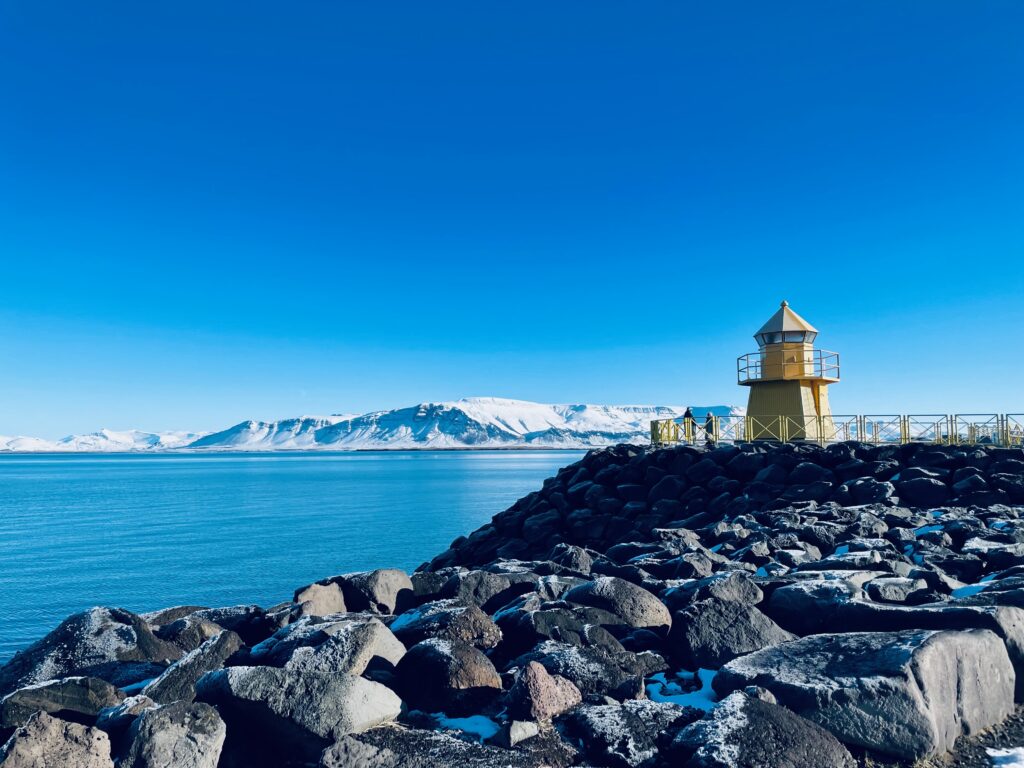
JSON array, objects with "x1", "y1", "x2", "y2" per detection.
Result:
[{"x1": 737, "y1": 301, "x2": 840, "y2": 440}]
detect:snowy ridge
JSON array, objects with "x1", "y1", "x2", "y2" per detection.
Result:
[
  {"x1": 0, "y1": 429, "x2": 206, "y2": 453},
  {"x1": 0, "y1": 399, "x2": 742, "y2": 452},
  {"x1": 190, "y1": 398, "x2": 742, "y2": 451}
]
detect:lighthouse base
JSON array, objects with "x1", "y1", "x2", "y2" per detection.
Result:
[{"x1": 746, "y1": 380, "x2": 833, "y2": 440}]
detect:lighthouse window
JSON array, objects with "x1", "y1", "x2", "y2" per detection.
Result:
[{"x1": 783, "y1": 332, "x2": 807, "y2": 343}]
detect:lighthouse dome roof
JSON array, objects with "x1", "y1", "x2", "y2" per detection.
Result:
[{"x1": 755, "y1": 300, "x2": 818, "y2": 336}]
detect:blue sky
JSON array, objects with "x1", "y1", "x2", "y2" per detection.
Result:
[{"x1": 2, "y1": 2, "x2": 1023, "y2": 437}]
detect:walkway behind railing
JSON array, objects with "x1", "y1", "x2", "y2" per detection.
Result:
[{"x1": 651, "y1": 414, "x2": 1024, "y2": 447}]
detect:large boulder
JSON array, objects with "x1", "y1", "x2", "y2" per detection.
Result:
[
  {"x1": 0, "y1": 608, "x2": 183, "y2": 695},
  {"x1": 439, "y1": 570, "x2": 537, "y2": 613},
  {"x1": 516, "y1": 641, "x2": 667, "y2": 701},
  {"x1": 321, "y1": 726, "x2": 565, "y2": 768},
  {"x1": 665, "y1": 571, "x2": 763, "y2": 611},
  {"x1": 394, "y1": 639, "x2": 502, "y2": 715},
  {"x1": 151, "y1": 615, "x2": 225, "y2": 655},
  {"x1": 565, "y1": 699, "x2": 696, "y2": 768},
  {"x1": 494, "y1": 600, "x2": 625, "y2": 661},
  {"x1": 292, "y1": 582, "x2": 347, "y2": 618},
  {"x1": 713, "y1": 629, "x2": 1015, "y2": 760},
  {"x1": 250, "y1": 616, "x2": 405, "y2": 676},
  {"x1": 196, "y1": 666, "x2": 401, "y2": 761},
  {"x1": 507, "y1": 661, "x2": 582, "y2": 721},
  {"x1": 0, "y1": 676, "x2": 124, "y2": 729},
  {"x1": 389, "y1": 600, "x2": 502, "y2": 649},
  {"x1": 674, "y1": 691, "x2": 855, "y2": 768},
  {"x1": 563, "y1": 577, "x2": 671, "y2": 630},
  {"x1": 340, "y1": 569, "x2": 415, "y2": 614},
  {"x1": 669, "y1": 598, "x2": 796, "y2": 667},
  {"x1": 122, "y1": 701, "x2": 225, "y2": 768},
  {"x1": 142, "y1": 630, "x2": 242, "y2": 704},
  {"x1": 0, "y1": 711, "x2": 114, "y2": 767}
]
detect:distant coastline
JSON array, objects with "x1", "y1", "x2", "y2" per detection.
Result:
[{"x1": 2, "y1": 398, "x2": 740, "y2": 454}]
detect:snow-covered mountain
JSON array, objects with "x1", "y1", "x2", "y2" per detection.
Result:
[
  {"x1": 0, "y1": 429, "x2": 206, "y2": 453},
  {"x1": 191, "y1": 398, "x2": 742, "y2": 451},
  {"x1": 0, "y1": 399, "x2": 742, "y2": 452}
]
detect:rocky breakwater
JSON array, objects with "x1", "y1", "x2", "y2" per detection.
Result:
[{"x1": 2, "y1": 440, "x2": 1024, "y2": 768}]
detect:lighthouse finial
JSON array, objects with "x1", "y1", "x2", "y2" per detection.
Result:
[{"x1": 781, "y1": 299, "x2": 789, "y2": 308}]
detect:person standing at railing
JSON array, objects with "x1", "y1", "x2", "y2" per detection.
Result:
[
  {"x1": 683, "y1": 408, "x2": 696, "y2": 443},
  {"x1": 705, "y1": 411, "x2": 716, "y2": 448}
]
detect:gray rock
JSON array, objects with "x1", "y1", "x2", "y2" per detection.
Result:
[
  {"x1": 567, "y1": 699, "x2": 695, "y2": 767},
  {"x1": 563, "y1": 577, "x2": 672, "y2": 630},
  {"x1": 250, "y1": 616, "x2": 406, "y2": 677},
  {"x1": 322, "y1": 726, "x2": 559, "y2": 768},
  {"x1": 713, "y1": 629, "x2": 1015, "y2": 760},
  {"x1": 547, "y1": 543, "x2": 594, "y2": 575},
  {"x1": 666, "y1": 571, "x2": 763, "y2": 611},
  {"x1": 389, "y1": 600, "x2": 501, "y2": 649},
  {"x1": 674, "y1": 691, "x2": 855, "y2": 768},
  {"x1": 340, "y1": 569, "x2": 415, "y2": 614},
  {"x1": 439, "y1": 570, "x2": 536, "y2": 613},
  {"x1": 517, "y1": 641, "x2": 666, "y2": 701},
  {"x1": 293, "y1": 582, "x2": 347, "y2": 618},
  {"x1": 123, "y1": 701, "x2": 225, "y2": 768},
  {"x1": 0, "y1": 608, "x2": 183, "y2": 696},
  {"x1": 0, "y1": 676, "x2": 124, "y2": 729},
  {"x1": 95, "y1": 695, "x2": 157, "y2": 739},
  {"x1": 507, "y1": 661, "x2": 582, "y2": 721},
  {"x1": 495, "y1": 719, "x2": 541, "y2": 748},
  {"x1": 670, "y1": 598, "x2": 796, "y2": 668},
  {"x1": 864, "y1": 576, "x2": 932, "y2": 604},
  {"x1": 395, "y1": 639, "x2": 501, "y2": 715},
  {"x1": 152, "y1": 616, "x2": 225, "y2": 654},
  {"x1": 196, "y1": 665, "x2": 400, "y2": 758},
  {"x1": 142, "y1": 630, "x2": 242, "y2": 704},
  {"x1": 0, "y1": 711, "x2": 114, "y2": 767}
]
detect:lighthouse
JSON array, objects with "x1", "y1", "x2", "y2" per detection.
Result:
[{"x1": 737, "y1": 301, "x2": 840, "y2": 440}]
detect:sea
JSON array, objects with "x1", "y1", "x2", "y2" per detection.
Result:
[{"x1": 0, "y1": 450, "x2": 583, "y2": 662}]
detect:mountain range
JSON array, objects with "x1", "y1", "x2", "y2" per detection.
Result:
[{"x1": 0, "y1": 398, "x2": 741, "y2": 452}]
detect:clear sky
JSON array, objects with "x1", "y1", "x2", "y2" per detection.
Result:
[{"x1": 2, "y1": 2, "x2": 1023, "y2": 438}]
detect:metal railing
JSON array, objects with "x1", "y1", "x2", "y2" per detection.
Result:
[
  {"x1": 650, "y1": 414, "x2": 1024, "y2": 447},
  {"x1": 737, "y1": 349, "x2": 840, "y2": 384}
]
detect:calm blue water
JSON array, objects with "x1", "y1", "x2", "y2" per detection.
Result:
[{"x1": 0, "y1": 451, "x2": 581, "y2": 662}]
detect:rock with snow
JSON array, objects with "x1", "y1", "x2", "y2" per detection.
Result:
[
  {"x1": 566, "y1": 699, "x2": 697, "y2": 768},
  {"x1": 0, "y1": 711, "x2": 114, "y2": 768},
  {"x1": 321, "y1": 725, "x2": 572, "y2": 768},
  {"x1": 0, "y1": 676, "x2": 125, "y2": 729},
  {"x1": 250, "y1": 615, "x2": 405, "y2": 676},
  {"x1": 389, "y1": 600, "x2": 502, "y2": 649},
  {"x1": 122, "y1": 701, "x2": 225, "y2": 768},
  {"x1": 196, "y1": 666, "x2": 401, "y2": 761},
  {"x1": 674, "y1": 691, "x2": 855, "y2": 768},
  {"x1": 142, "y1": 630, "x2": 242, "y2": 704},
  {"x1": 0, "y1": 607, "x2": 183, "y2": 696},
  {"x1": 514, "y1": 641, "x2": 666, "y2": 701},
  {"x1": 713, "y1": 629, "x2": 1016, "y2": 760}
]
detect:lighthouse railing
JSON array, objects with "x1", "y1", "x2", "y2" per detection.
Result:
[
  {"x1": 951, "y1": 414, "x2": 1003, "y2": 445},
  {"x1": 904, "y1": 415, "x2": 949, "y2": 444},
  {"x1": 861, "y1": 415, "x2": 903, "y2": 444},
  {"x1": 650, "y1": 413, "x2": 1024, "y2": 446},
  {"x1": 736, "y1": 349, "x2": 840, "y2": 384},
  {"x1": 1007, "y1": 415, "x2": 1024, "y2": 446}
]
